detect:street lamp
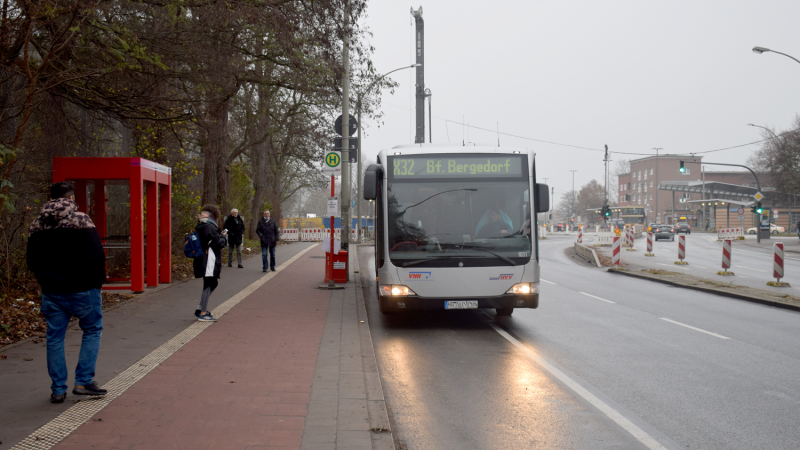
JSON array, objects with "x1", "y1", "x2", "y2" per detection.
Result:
[
  {"x1": 752, "y1": 46, "x2": 800, "y2": 65},
  {"x1": 354, "y1": 63, "x2": 421, "y2": 243}
]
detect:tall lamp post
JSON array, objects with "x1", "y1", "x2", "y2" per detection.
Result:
[
  {"x1": 652, "y1": 147, "x2": 662, "y2": 223},
  {"x1": 752, "y1": 46, "x2": 800, "y2": 65},
  {"x1": 354, "y1": 63, "x2": 421, "y2": 243}
]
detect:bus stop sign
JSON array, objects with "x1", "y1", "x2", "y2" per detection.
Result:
[{"x1": 323, "y1": 150, "x2": 341, "y2": 176}]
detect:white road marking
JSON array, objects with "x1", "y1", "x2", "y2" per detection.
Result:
[
  {"x1": 579, "y1": 292, "x2": 616, "y2": 303},
  {"x1": 660, "y1": 318, "x2": 730, "y2": 340},
  {"x1": 540, "y1": 278, "x2": 556, "y2": 284},
  {"x1": 734, "y1": 265, "x2": 767, "y2": 273},
  {"x1": 488, "y1": 324, "x2": 670, "y2": 450}
]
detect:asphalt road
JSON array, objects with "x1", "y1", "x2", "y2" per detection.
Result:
[{"x1": 359, "y1": 236, "x2": 800, "y2": 450}]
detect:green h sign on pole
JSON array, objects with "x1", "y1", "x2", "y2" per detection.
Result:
[{"x1": 323, "y1": 150, "x2": 341, "y2": 176}]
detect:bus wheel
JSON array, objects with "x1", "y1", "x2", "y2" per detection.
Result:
[{"x1": 496, "y1": 307, "x2": 514, "y2": 316}]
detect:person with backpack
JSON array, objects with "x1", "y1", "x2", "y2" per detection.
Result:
[{"x1": 192, "y1": 204, "x2": 228, "y2": 321}]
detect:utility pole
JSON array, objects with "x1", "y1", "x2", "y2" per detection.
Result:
[
  {"x1": 570, "y1": 170, "x2": 578, "y2": 225},
  {"x1": 604, "y1": 145, "x2": 609, "y2": 224},
  {"x1": 411, "y1": 7, "x2": 425, "y2": 144},
  {"x1": 340, "y1": 0, "x2": 351, "y2": 280},
  {"x1": 653, "y1": 148, "x2": 661, "y2": 223}
]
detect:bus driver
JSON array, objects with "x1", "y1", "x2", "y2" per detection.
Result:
[{"x1": 477, "y1": 208, "x2": 512, "y2": 238}]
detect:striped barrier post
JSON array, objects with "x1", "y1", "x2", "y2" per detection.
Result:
[
  {"x1": 675, "y1": 235, "x2": 688, "y2": 264},
  {"x1": 768, "y1": 242, "x2": 790, "y2": 286},
  {"x1": 645, "y1": 232, "x2": 654, "y2": 256},
  {"x1": 578, "y1": 226, "x2": 583, "y2": 244},
  {"x1": 718, "y1": 239, "x2": 734, "y2": 275},
  {"x1": 626, "y1": 227, "x2": 637, "y2": 251},
  {"x1": 612, "y1": 236, "x2": 621, "y2": 266}
]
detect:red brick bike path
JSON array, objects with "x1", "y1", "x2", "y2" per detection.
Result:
[{"x1": 54, "y1": 253, "x2": 329, "y2": 450}]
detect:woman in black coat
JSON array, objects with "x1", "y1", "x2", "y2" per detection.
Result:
[{"x1": 192, "y1": 204, "x2": 228, "y2": 321}]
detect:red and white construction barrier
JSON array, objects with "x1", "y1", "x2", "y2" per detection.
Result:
[
  {"x1": 718, "y1": 227, "x2": 744, "y2": 240},
  {"x1": 719, "y1": 239, "x2": 733, "y2": 275},
  {"x1": 676, "y1": 235, "x2": 687, "y2": 264},
  {"x1": 612, "y1": 236, "x2": 621, "y2": 265},
  {"x1": 578, "y1": 227, "x2": 583, "y2": 244},
  {"x1": 773, "y1": 242, "x2": 785, "y2": 283},
  {"x1": 645, "y1": 232, "x2": 654, "y2": 256}
]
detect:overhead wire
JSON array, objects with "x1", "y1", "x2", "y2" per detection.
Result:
[{"x1": 381, "y1": 100, "x2": 800, "y2": 158}]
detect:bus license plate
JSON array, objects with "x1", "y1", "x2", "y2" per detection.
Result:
[{"x1": 445, "y1": 300, "x2": 478, "y2": 310}]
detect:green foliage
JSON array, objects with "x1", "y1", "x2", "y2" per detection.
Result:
[{"x1": 229, "y1": 162, "x2": 255, "y2": 214}]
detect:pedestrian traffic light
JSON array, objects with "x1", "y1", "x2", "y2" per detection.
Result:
[{"x1": 679, "y1": 161, "x2": 685, "y2": 173}]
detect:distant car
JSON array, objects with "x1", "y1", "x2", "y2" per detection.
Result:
[
  {"x1": 654, "y1": 225, "x2": 675, "y2": 241},
  {"x1": 675, "y1": 222, "x2": 691, "y2": 234},
  {"x1": 647, "y1": 223, "x2": 660, "y2": 232},
  {"x1": 746, "y1": 224, "x2": 784, "y2": 235}
]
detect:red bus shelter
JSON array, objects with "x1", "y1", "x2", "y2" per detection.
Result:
[{"x1": 53, "y1": 157, "x2": 172, "y2": 293}]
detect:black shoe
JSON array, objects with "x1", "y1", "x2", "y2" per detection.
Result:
[
  {"x1": 194, "y1": 309, "x2": 201, "y2": 317},
  {"x1": 263, "y1": 268, "x2": 267, "y2": 272},
  {"x1": 73, "y1": 381, "x2": 107, "y2": 396},
  {"x1": 271, "y1": 268, "x2": 276, "y2": 272},
  {"x1": 228, "y1": 263, "x2": 232, "y2": 267},
  {"x1": 238, "y1": 264, "x2": 244, "y2": 268},
  {"x1": 51, "y1": 393, "x2": 66, "y2": 403}
]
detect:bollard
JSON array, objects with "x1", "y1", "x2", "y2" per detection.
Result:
[
  {"x1": 612, "y1": 236, "x2": 621, "y2": 266},
  {"x1": 645, "y1": 232, "x2": 654, "y2": 256},
  {"x1": 767, "y1": 242, "x2": 790, "y2": 287},
  {"x1": 717, "y1": 239, "x2": 734, "y2": 275},
  {"x1": 578, "y1": 226, "x2": 583, "y2": 244},
  {"x1": 626, "y1": 227, "x2": 637, "y2": 251},
  {"x1": 675, "y1": 235, "x2": 688, "y2": 264}
]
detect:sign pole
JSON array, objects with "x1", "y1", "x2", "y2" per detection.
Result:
[{"x1": 330, "y1": 175, "x2": 335, "y2": 284}]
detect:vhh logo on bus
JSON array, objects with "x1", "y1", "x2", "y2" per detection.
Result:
[
  {"x1": 408, "y1": 272, "x2": 432, "y2": 280},
  {"x1": 490, "y1": 274, "x2": 514, "y2": 281}
]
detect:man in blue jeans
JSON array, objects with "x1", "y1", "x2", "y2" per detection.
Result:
[
  {"x1": 27, "y1": 182, "x2": 107, "y2": 403},
  {"x1": 256, "y1": 209, "x2": 279, "y2": 272}
]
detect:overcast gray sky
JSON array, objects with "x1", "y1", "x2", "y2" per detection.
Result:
[{"x1": 357, "y1": 0, "x2": 800, "y2": 202}]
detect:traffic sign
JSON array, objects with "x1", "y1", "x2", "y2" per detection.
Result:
[
  {"x1": 334, "y1": 137, "x2": 359, "y2": 162},
  {"x1": 323, "y1": 150, "x2": 341, "y2": 176},
  {"x1": 773, "y1": 209, "x2": 779, "y2": 215},
  {"x1": 754, "y1": 192, "x2": 764, "y2": 201},
  {"x1": 335, "y1": 114, "x2": 358, "y2": 136},
  {"x1": 737, "y1": 208, "x2": 744, "y2": 216}
]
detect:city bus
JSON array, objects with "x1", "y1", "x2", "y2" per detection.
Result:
[{"x1": 362, "y1": 145, "x2": 549, "y2": 315}]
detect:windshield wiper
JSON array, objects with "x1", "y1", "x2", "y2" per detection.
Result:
[
  {"x1": 399, "y1": 256, "x2": 460, "y2": 267},
  {"x1": 447, "y1": 243, "x2": 516, "y2": 266}
]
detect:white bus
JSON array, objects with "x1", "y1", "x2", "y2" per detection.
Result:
[{"x1": 363, "y1": 145, "x2": 550, "y2": 315}]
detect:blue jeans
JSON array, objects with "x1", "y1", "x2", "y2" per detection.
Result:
[
  {"x1": 40, "y1": 289, "x2": 103, "y2": 395},
  {"x1": 261, "y1": 245, "x2": 276, "y2": 269}
]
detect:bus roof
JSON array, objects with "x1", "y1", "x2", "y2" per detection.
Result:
[{"x1": 386, "y1": 144, "x2": 533, "y2": 156}]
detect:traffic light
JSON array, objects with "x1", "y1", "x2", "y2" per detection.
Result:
[
  {"x1": 679, "y1": 160, "x2": 685, "y2": 173},
  {"x1": 751, "y1": 202, "x2": 763, "y2": 214},
  {"x1": 604, "y1": 206, "x2": 610, "y2": 217}
]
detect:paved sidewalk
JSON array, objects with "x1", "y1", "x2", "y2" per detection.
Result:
[{"x1": 2, "y1": 243, "x2": 391, "y2": 450}]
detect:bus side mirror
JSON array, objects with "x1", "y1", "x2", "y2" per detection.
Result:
[
  {"x1": 535, "y1": 183, "x2": 549, "y2": 213},
  {"x1": 363, "y1": 164, "x2": 382, "y2": 200}
]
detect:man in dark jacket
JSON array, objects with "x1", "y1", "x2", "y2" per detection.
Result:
[
  {"x1": 256, "y1": 209, "x2": 279, "y2": 272},
  {"x1": 192, "y1": 204, "x2": 228, "y2": 321},
  {"x1": 223, "y1": 208, "x2": 245, "y2": 268},
  {"x1": 27, "y1": 182, "x2": 107, "y2": 404}
]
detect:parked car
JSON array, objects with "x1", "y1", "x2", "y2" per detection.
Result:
[
  {"x1": 746, "y1": 224, "x2": 784, "y2": 234},
  {"x1": 675, "y1": 222, "x2": 691, "y2": 234},
  {"x1": 654, "y1": 225, "x2": 675, "y2": 241}
]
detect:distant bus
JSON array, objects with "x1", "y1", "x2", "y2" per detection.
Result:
[{"x1": 362, "y1": 145, "x2": 549, "y2": 315}]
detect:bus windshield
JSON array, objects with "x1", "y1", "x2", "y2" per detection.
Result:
[{"x1": 386, "y1": 179, "x2": 532, "y2": 267}]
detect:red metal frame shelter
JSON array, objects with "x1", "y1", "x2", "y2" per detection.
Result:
[{"x1": 53, "y1": 157, "x2": 172, "y2": 293}]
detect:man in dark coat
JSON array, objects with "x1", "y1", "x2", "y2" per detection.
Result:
[
  {"x1": 256, "y1": 209, "x2": 279, "y2": 272},
  {"x1": 223, "y1": 208, "x2": 245, "y2": 268},
  {"x1": 192, "y1": 204, "x2": 228, "y2": 321},
  {"x1": 27, "y1": 182, "x2": 107, "y2": 403}
]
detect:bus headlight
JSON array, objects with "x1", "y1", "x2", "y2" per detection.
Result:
[
  {"x1": 506, "y1": 282, "x2": 537, "y2": 294},
  {"x1": 380, "y1": 285, "x2": 416, "y2": 296}
]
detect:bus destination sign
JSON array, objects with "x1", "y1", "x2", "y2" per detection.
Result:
[{"x1": 391, "y1": 155, "x2": 524, "y2": 178}]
